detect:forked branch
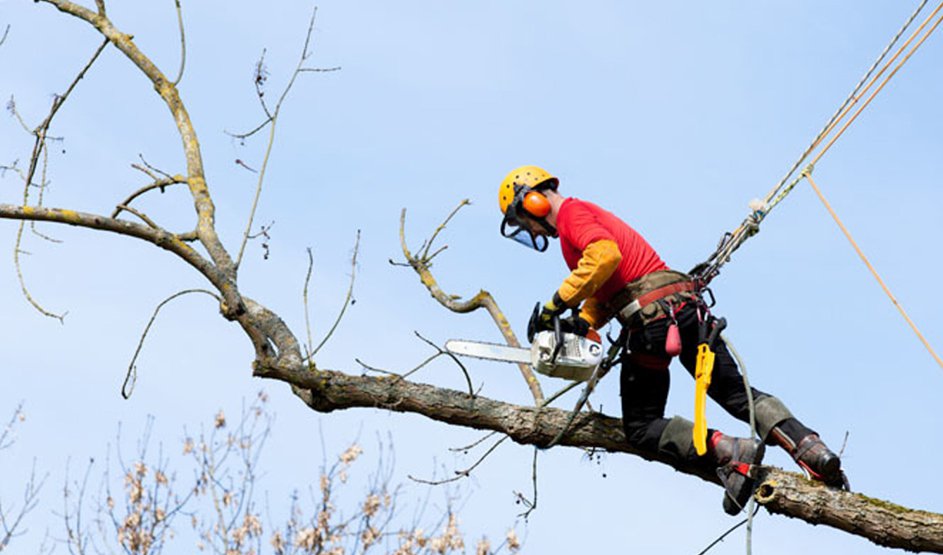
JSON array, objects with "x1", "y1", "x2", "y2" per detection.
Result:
[{"x1": 397, "y1": 202, "x2": 544, "y2": 405}]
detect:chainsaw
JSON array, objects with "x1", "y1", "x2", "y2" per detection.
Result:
[{"x1": 445, "y1": 305, "x2": 608, "y2": 382}]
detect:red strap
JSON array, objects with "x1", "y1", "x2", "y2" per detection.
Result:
[
  {"x1": 633, "y1": 281, "x2": 695, "y2": 309},
  {"x1": 732, "y1": 462, "x2": 753, "y2": 477}
]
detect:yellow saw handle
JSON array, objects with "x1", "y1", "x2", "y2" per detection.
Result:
[{"x1": 693, "y1": 343, "x2": 716, "y2": 455}]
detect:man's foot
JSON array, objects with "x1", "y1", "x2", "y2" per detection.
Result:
[
  {"x1": 710, "y1": 433, "x2": 765, "y2": 515},
  {"x1": 793, "y1": 434, "x2": 848, "y2": 489}
]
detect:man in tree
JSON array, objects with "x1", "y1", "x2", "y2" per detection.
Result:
[{"x1": 498, "y1": 165, "x2": 847, "y2": 514}]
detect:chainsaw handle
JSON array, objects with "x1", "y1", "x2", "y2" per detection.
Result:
[{"x1": 551, "y1": 314, "x2": 564, "y2": 363}]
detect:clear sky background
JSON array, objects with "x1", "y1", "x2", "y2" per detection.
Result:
[{"x1": 1, "y1": 1, "x2": 942, "y2": 553}]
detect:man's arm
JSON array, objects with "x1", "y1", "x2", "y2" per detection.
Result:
[{"x1": 557, "y1": 238, "x2": 621, "y2": 310}]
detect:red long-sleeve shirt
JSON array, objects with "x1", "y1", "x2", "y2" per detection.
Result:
[{"x1": 556, "y1": 198, "x2": 667, "y2": 324}]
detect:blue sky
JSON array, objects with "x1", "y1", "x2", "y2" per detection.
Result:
[{"x1": 1, "y1": 1, "x2": 942, "y2": 553}]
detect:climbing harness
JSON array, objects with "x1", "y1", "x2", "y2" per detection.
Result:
[{"x1": 545, "y1": 1, "x2": 943, "y2": 452}]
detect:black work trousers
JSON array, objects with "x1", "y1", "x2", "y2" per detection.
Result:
[{"x1": 618, "y1": 303, "x2": 810, "y2": 462}]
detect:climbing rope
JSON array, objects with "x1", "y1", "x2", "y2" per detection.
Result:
[
  {"x1": 693, "y1": 0, "x2": 943, "y2": 286},
  {"x1": 803, "y1": 171, "x2": 943, "y2": 370},
  {"x1": 763, "y1": 0, "x2": 930, "y2": 208}
]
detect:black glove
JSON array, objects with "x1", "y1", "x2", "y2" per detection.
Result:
[{"x1": 560, "y1": 314, "x2": 591, "y2": 337}]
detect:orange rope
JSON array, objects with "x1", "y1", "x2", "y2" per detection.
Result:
[
  {"x1": 804, "y1": 172, "x2": 943, "y2": 370},
  {"x1": 810, "y1": 4, "x2": 943, "y2": 167}
]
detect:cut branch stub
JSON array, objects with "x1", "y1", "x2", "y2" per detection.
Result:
[{"x1": 754, "y1": 469, "x2": 943, "y2": 552}]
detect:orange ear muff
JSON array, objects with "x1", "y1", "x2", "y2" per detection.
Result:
[{"x1": 522, "y1": 191, "x2": 551, "y2": 218}]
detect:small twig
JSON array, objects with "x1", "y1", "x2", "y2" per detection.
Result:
[
  {"x1": 420, "y1": 199, "x2": 469, "y2": 261},
  {"x1": 234, "y1": 158, "x2": 258, "y2": 173},
  {"x1": 171, "y1": 0, "x2": 186, "y2": 85},
  {"x1": 398, "y1": 203, "x2": 544, "y2": 404},
  {"x1": 115, "y1": 204, "x2": 159, "y2": 229},
  {"x1": 0, "y1": 460, "x2": 46, "y2": 552},
  {"x1": 121, "y1": 289, "x2": 221, "y2": 399},
  {"x1": 12, "y1": 40, "x2": 108, "y2": 322},
  {"x1": 0, "y1": 25, "x2": 10, "y2": 48},
  {"x1": 448, "y1": 431, "x2": 499, "y2": 453},
  {"x1": 6, "y1": 98, "x2": 32, "y2": 134},
  {"x1": 514, "y1": 447, "x2": 539, "y2": 519},
  {"x1": 226, "y1": 118, "x2": 272, "y2": 142},
  {"x1": 234, "y1": 6, "x2": 337, "y2": 270},
  {"x1": 24, "y1": 38, "x2": 108, "y2": 191},
  {"x1": 310, "y1": 230, "x2": 360, "y2": 357},
  {"x1": 29, "y1": 146, "x2": 62, "y2": 244},
  {"x1": 540, "y1": 381, "x2": 583, "y2": 407},
  {"x1": 14, "y1": 226, "x2": 66, "y2": 322},
  {"x1": 111, "y1": 173, "x2": 187, "y2": 218},
  {"x1": 136, "y1": 155, "x2": 174, "y2": 181},
  {"x1": 398, "y1": 352, "x2": 444, "y2": 381},
  {"x1": 408, "y1": 435, "x2": 509, "y2": 486},
  {"x1": 297, "y1": 66, "x2": 341, "y2": 73},
  {"x1": 696, "y1": 505, "x2": 760, "y2": 555},
  {"x1": 413, "y1": 331, "x2": 474, "y2": 396},
  {"x1": 355, "y1": 332, "x2": 475, "y2": 395},
  {"x1": 839, "y1": 431, "x2": 850, "y2": 458},
  {"x1": 0, "y1": 403, "x2": 25, "y2": 451},
  {"x1": 94, "y1": 0, "x2": 105, "y2": 15},
  {"x1": 355, "y1": 358, "x2": 397, "y2": 376},
  {"x1": 245, "y1": 221, "x2": 274, "y2": 260},
  {"x1": 302, "y1": 247, "x2": 315, "y2": 360}
]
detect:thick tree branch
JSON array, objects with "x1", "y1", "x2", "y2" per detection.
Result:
[
  {"x1": 0, "y1": 204, "x2": 241, "y2": 317},
  {"x1": 275, "y1": 368, "x2": 943, "y2": 552}
]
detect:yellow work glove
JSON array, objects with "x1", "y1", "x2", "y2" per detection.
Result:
[{"x1": 538, "y1": 292, "x2": 568, "y2": 331}]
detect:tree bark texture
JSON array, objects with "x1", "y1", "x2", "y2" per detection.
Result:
[{"x1": 285, "y1": 368, "x2": 943, "y2": 553}]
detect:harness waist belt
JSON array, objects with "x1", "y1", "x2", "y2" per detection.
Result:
[{"x1": 617, "y1": 281, "x2": 695, "y2": 323}]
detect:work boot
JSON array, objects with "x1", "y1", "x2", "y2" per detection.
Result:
[
  {"x1": 793, "y1": 434, "x2": 846, "y2": 487},
  {"x1": 709, "y1": 432, "x2": 765, "y2": 515},
  {"x1": 770, "y1": 428, "x2": 848, "y2": 489}
]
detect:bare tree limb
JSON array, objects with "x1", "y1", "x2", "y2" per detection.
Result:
[
  {"x1": 310, "y1": 230, "x2": 360, "y2": 357},
  {"x1": 111, "y1": 173, "x2": 188, "y2": 219},
  {"x1": 39, "y1": 0, "x2": 237, "y2": 280},
  {"x1": 397, "y1": 203, "x2": 545, "y2": 405},
  {"x1": 233, "y1": 6, "x2": 336, "y2": 270},
  {"x1": 408, "y1": 435, "x2": 509, "y2": 486},
  {"x1": 122, "y1": 289, "x2": 221, "y2": 399},
  {"x1": 171, "y1": 0, "x2": 186, "y2": 86},
  {"x1": 275, "y1": 367, "x2": 943, "y2": 553},
  {"x1": 0, "y1": 407, "x2": 46, "y2": 552}
]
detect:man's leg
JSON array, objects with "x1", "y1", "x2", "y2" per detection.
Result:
[{"x1": 675, "y1": 306, "x2": 845, "y2": 486}]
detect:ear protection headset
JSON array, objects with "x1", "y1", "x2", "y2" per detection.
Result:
[{"x1": 521, "y1": 190, "x2": 551, "y2": 218}]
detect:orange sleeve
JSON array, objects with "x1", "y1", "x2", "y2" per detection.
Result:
[
  {"x1": 578, "y1": 296, "x2": 613, "y2": 329},
  {"x1": 557, "y1": 239, "x2": 622, "y2": 307}
]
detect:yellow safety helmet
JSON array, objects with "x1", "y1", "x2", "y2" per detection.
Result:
[
  {"x1": 498, "y1": 165, "x2": 559, "y2": 215},
  {"x1": 498, "y1": 165, "x2": 560, "y2": 251}
]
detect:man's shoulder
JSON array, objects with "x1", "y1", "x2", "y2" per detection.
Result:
[{"x1": 559, "y1": 197, "x2": 600, "y2": 215}]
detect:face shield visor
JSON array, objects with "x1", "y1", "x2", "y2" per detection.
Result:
[{"x1": 500, "y1": 188, "x2": 553, "y2": 252}]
